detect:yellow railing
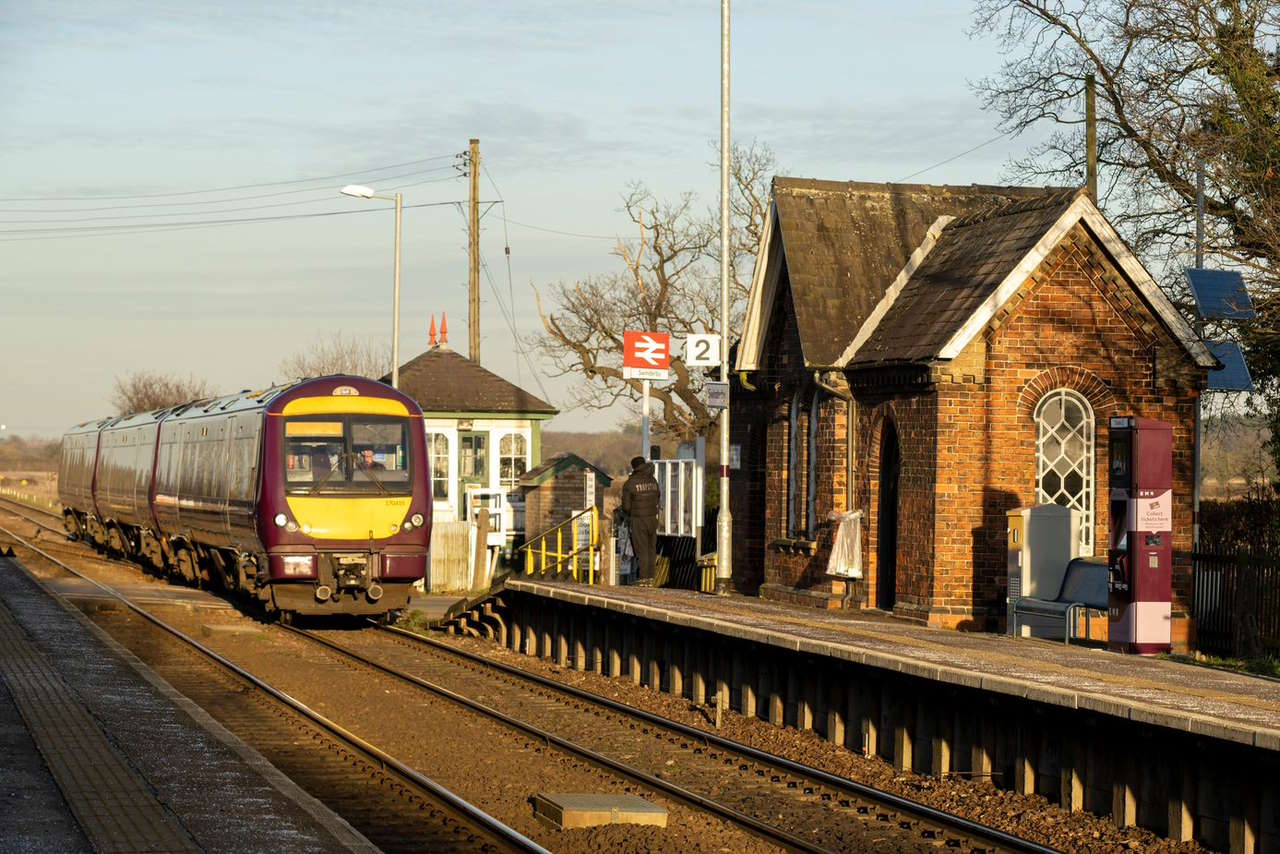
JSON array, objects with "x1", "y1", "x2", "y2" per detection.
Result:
[{"x1": 518, "y1": 507, "x2": 599, "y2": 584}]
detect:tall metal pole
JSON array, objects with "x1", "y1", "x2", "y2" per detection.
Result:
[
  {"x1": 468, "y1": 138, "x2": 481, "y2": 364},
  {"x1": 392, "y1": 192, "x2": 402, "y2": 389},
  {"x1": 1085, "y1": 73, "x2": 1097, "y2": 202},
  {"x1": 641, "y1": 380, "x2": 651, "y2": 461},
  {"x1": 715, "y1": 0, "x2": 733, "y2": 595},
  {"x1": 1195, "y1": 164, "x2": 1205, "y2": 268}
]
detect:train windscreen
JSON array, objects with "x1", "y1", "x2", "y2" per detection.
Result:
[{"x1": 284, "y1": 417, "x2": 412, "y2": 494}]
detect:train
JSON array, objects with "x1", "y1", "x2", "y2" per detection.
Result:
[{"x1": 58, "y1": 375, "x2": 431, "y2": 620}]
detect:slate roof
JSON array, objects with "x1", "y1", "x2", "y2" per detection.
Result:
[
  {"x1": 771, "y1": 178, "x2": 1068, "y2": 366},
  {"x1": 518, "y1": 452, "x2": 614, "y2": 488},
  {"x1": 385, "y1": 346, "x2": 558, "y2": 415},
  {"x1": 846, "y1": 189, "x2": 1084, "y2": 367}
]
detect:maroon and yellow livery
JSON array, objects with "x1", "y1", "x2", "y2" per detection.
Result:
[{"x1": 58, "y1": 376, "x2": 430, "y2": 619}]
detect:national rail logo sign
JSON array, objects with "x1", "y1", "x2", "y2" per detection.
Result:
[{"x1": 622, "y1": 330, "x2": 670, "y2": 380}]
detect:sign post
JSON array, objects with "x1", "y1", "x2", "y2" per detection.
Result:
[{"x1": 623, "y1": 331, "x2": 671, "y2": 460}]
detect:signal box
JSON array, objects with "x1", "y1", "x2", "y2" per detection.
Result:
[{"x1": 1107, "y1": 416, "x2": 1173, "y2": 654}]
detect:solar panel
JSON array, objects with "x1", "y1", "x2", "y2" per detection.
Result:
[
  {"x1": 1185, "y1": 268, "x2": 1256, "y2": 320},
  {"x1": 1206, "y1": 340, "x2": 1254, "y2": 391}
]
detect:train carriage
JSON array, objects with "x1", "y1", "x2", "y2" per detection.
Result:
[{"x1": 58, "y1": 375, "x2": 430, "y2": 620}]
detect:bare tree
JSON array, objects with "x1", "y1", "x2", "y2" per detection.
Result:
[
  {"x1": 972, "y1": 0, "x2": 1280, "y2": 468},
  {"x1": 535, "y1": 141, "x2": 775, "y2": 441},
  {"x1": 111, "y1": 372, "x2": 214, "y2": 416},
  {"x1": 279, "y1": 332, "x2": 390, "y2": 382}
]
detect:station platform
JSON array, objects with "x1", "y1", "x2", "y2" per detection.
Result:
[
  {"x1": 506, "y1": 578, "x2": 1280, "y2": 751},
  {"x1": 406, "y1": 592, "x2": 469, "y2": 624},
  {"x1": 0, "y1": 554, "x2": 375, "y2": 853}
]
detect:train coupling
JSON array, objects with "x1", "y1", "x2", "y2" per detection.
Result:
[{"x1": 331, "y1": 553, "x2": 373, "y2": 591}]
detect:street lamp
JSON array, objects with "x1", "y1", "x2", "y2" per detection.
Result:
[{"x1": 339, "y1": 184, "x2": 403, "y2": 388}]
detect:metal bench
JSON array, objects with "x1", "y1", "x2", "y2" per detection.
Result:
[{"x1": 1011, "y1": 557, "x2": 1108, "y2": 644}]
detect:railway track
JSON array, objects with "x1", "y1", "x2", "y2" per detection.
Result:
[
  {"x1": 0, "y1": 524, "x2": 548, "y2": 854},
  {"x1": 300, "y1": 622, "x2": 1062, "y2": 854},
  {"x1": 0, "y1": 498, "x2": 1060, "y2": 852},
  {"x1": 0, "y1": 493, "x2": 63, "y2": 533}
]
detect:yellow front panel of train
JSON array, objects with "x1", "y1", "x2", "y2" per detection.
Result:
[{"x1": 285, "y1": 495, "x2": 412, "y2": 539}]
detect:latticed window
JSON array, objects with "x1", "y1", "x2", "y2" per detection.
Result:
[
  {"x1": 499, "y1": 433, "x2": 527, "y2": 491},
  {"x1": 426, "y1": 433, "x2": 450, "y2": 500},
  {"x1": 1034, "y1": 389, "x2": 1094, "y2": 554}
]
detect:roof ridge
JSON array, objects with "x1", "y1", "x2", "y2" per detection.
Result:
[
  {"x1": 388, "y1": 347, "x2": 558, "y2": 414},
  {"x1": 943, "y1": 187, "x2": 1085, "y2": 230},
  {"x1": 772, "y1": 176, "x2": 1074, "y2": 197}
]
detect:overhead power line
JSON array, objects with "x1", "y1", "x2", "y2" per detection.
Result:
[
  {"x1": 0, "y1": 174, "x2": 461, "y2": 225},
  {"x1": 895, "y1": 132, "x2": 1012, "y2": 183},
  {"x1": 0, "y1": 200, "x2": 494, "y2": 242},
  {"x1": 0, "y1": 165, "x2": 459, "y2": 215},
  {"x1": 500, "y1": 215, "x2": 617, "y2": 240},
  {"x1": 0, "y1": 152, "x2": 462, "y2": 203},
  {"x1": 480, "y1": 253, "x2": 553, "y2": 403}
]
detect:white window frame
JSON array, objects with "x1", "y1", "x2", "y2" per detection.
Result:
[
  {"x1": 424, "y1": 430, "x2": 453, "y2": 506},
  {"x1": 497, "y1": 431, "x2": 529, "y2": 492},
  {"x1": 1034, "y1": 388, "x2": 1095, "y2": 555}
]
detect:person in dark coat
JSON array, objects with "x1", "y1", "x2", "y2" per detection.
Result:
[{"x1": 621, "y1": 455, "x2": 660, "y2": 581}]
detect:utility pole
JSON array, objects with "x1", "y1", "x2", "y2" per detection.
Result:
[
  {"x1": 468, "y1": 137, "x2": 481, "y2": 364},
  {"x1": 1085, "y1": 74, "x2": 1097, "y2": 202}
]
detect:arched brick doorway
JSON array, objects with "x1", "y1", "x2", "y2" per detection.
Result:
[{"x1": 877, "y1": 418, "x2": 900, "y2": 612}]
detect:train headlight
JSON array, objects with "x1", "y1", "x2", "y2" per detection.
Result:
[
  {"x1": 280, "y1": 555, "x2": 315, "y2": 577},
  {"x1": 274, "y1": 513, "x2": 288, "y2": 527},
  {"x1": 286, "y1": 521, "x2": 299, "y2": 533},
  {"x1": 302, "y1": 524, "x2": 312, "y2": 535},
  {"x1": 410, "y1": 513, "x2": 424, "y2": 527}
]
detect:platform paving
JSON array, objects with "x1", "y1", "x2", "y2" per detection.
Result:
[
  {"x1": 506, "y1": 579, "x2": 1280, "y2": 752},
  {"x1": 0, "y1": 555, "x2": 377, "y2": 853},
  {"x1": 406, "y1": 592, "x2": 469, "y2": 624}
]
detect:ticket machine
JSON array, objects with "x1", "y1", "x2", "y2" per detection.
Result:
[{"x1": 1107, "y1": 417, "x2": 1173, "y2": 654}]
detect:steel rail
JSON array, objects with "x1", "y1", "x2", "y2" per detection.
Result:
[
  {"x1": 0, "y1": 495, "x2": 64, "y2": 534},
  {"x1": 382, "y1": 624, "x2": 1062, "y2": 854},
  {"x1": 291, "y1": 624, "x2": 837, "y2": 854},
  {"x1": 0, "y1": 525, "x2": 550, "y2": 854}
]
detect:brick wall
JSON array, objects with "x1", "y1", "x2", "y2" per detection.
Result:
[
  {"x1": 737, "y1": 222, "x2": 1202, "y2": 634},
  {"x1": 926, "y1": 223, "x2": 1201, "y2": 629},
  {"x1": 852, "y1": 389, "x2": 939, "y2": 621},
  {"x1": 522, "y1": 468, "x2": 605, "y2": 541}
]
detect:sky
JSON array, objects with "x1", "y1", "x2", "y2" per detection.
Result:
[{"x1": 1, "y1": 1, "x2": 1055, "y2": 436}]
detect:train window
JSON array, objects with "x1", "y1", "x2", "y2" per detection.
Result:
[{"x1": 283, "y1": 416, "x2": 412, "y2": 494}]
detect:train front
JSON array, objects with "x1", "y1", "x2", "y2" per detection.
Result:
[{"x1": 260, "y1": 377, "x2": 430, "y2": 618}]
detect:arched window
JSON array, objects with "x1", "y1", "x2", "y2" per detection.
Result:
[
  {"x1": 807, "y1": 390, "x2": 821, "y2": 536},
  {"x1": 1034, "y1": 389, "x2": 1095, "y2": 554},
  {"x1": 499, "y1": 433, "x2": 528, "y2": 491},
  {"x1": 787, "y1": 388, "x2": 802, "y2": 538},
  {"x1": 787, "y1": 387, "x2": 819, "y2": 539}
]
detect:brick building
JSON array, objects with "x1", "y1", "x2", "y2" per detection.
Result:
[
  {"x1": 518, "y1": 452, "x2": 611, "y2": 541},
  {"x1": 732, "y1": 179, "x2": 1217, "y2": 637}
]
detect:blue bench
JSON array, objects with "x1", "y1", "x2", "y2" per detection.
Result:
[{"x1": 1011, "y1": 557, "x2": 1108, "y2": 644}]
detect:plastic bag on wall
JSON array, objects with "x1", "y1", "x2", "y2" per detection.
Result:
[{"x1": 827, "y1": 510, "x2": 863, "y2": 579}]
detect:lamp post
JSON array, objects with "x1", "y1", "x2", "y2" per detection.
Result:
[{"x1": 340, "y1": 184, "x2": 402, "y2": 388}]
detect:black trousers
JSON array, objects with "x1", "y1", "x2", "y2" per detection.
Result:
[{"x1": 628, "y1": 515, "x2": 658, "y2": 580}]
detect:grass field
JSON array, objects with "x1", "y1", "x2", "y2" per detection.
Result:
[{"x1": 0, "y1": 470, "x2": 59, "y2": 509}]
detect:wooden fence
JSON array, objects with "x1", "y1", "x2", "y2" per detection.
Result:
[
  {"x1": 428, "y1": 521, "x2": 473, "y2": 593},
  {"x1": 1191, "y1": 547, "x2": 1280, "y2": 658}
]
